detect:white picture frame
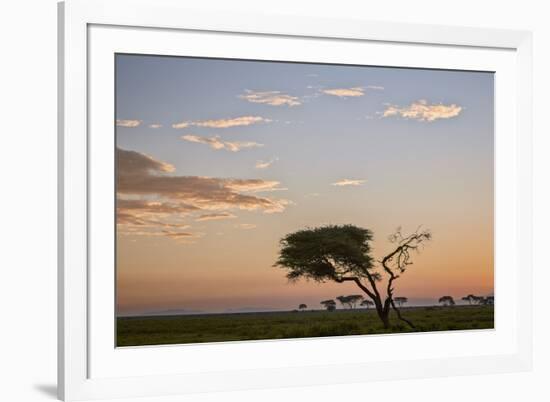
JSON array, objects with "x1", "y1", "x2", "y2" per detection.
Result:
[{"x1": 58, "y1": 0, "x2": 533, "y2": 400}]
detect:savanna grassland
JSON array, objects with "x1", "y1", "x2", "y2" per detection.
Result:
[{"x1": 116, "y1": 305, "x2": 494, "y2": 347}]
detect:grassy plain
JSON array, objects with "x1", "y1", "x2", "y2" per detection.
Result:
[{"x1": 117, "y1": 305, "x2": 494, "y2": 346}]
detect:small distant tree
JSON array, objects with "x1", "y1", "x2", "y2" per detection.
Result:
[
  {"x1": 347, "y1": 295, "x2": 364, "y2": 308},
  {"x1": 336, "y1": 295, "x2": 348, "y2": 309},
  {"x1": 478, "y1": 296, "x2": 494, "y2": 306},
  {"x1": 336, "y1": 295, "x2": 353, "y2": 309},
  {"x1": 394, "y1": 297, "x2": 408, "y2": 307},
  {"x1": 320, "y1": 299, "x2": 336, "y2": 311},
  {"x1": 439, "y1": 296, "x2": 455, "y2": 307},
  {"x1": 361, "y1": 299, "x2": 374, "y2": 309},
  {"x1": 298, "y1": 303, "x2": 307, "y2": 311},
  {"x1": 462, "y1": 294, "x2": 479, "y2": 305},
  {"x1": 336, "y1": 295, "x2": 364, "y2": 309}
]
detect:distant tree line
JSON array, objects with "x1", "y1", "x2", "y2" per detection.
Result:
[
  {"x1": 462, "y1": 294, "x2": 494, "y2": 305},
  {"x1": 319, "y1": 295, "x2": 408, "y2": 311},
  {"x1": 436, "y1": 295, "x2": 494, "y2": 307},
  {"x1": 309, "y1": 293, "x2": 493, "y2": 312}
]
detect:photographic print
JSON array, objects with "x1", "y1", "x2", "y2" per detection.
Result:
[{"x1": 115, "y1": 54, "x2": 494, "y2": 347}]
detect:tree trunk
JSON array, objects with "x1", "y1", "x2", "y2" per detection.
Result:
[
  {"x1": 390, "y1": 299, "x2": 416, "y2": 329},
  {"x1": 376, "y1": 307, "x2": 390, "y2": 329}
]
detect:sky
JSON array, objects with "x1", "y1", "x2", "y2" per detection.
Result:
[{"x1": 115, "y1": 54, "x2": 494, "y2": 316}]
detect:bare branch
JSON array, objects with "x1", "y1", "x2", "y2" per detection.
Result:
[{"x1": 380, "y1": 227, "x2": 431, "y2": 319}]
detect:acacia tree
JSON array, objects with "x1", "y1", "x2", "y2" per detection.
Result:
[
  {"x1": 320, "y1": 299, "x2": 336, "y2": 311},
  {"x1": 393, "y1": 297, "x2": 408, "y2": 307},
  {"x1": 462, "y1": 294, "x2": 479, "y2": 305},
  {"x1": 439, "y1": 296, "x2": 455, "y2": 306},
  {"x1": 360, "y1": 299, "x2": 374, "y2": 309},
  {"x1": 347, "y1": 295, "x2": 364, "y2": 309},
  {"x1": 478, "y1": 296, "x2": 494, "y2": 306},
  {"x1": 275, "y1": 225, "x2": 431, "y2": 329},
  {"x1": 336, "y1": 296, "x2": 350, "y2": 309},
  {"x1": 298, "y1": 303, "x2": 307, "y2": 311},
  {"x1": 336, "y1": 295, "x2": 364, "y2": 309}
]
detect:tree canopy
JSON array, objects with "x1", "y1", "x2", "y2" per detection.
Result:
[
  {"x1": 439, "y1": 296, "x2": 455, "y2": 306},
  {"x1": 275, "y1": 225, "x2": 376, "y2": 283},
  {"x1": 462, "y1": 294, "x2": 492, "y2": 305},
  {"x1": 393, "y1": 297, "x2": 408, "y2": 307},
  {"x1": 336, "y1": 295, "x2": 364, "y2": 309},
  {"x1": 361, "y1": 299, "x2": 374, "y2": 308},
  {"x1": 479, "y1": 296, "x2": 494, "y2": 305},
  {"x1": 320, "y1": 299, "x2": 336, "y2": 311},
  {"x1": 462, "y1": 294, "x2": 478, "y2": 304}
]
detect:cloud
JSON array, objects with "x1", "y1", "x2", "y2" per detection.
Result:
[
  {"x1": 117, "y1": 148, "x2": 175, "y2": 175},
  {"x1": 224, "y1": 179, "x2": 283, "y2": 193},
  {"x1": 117, "y1": 198, "x2": 197, "y2": 239},
  {"x1": 195, "y1": 212, "x2": 237, "y2": 222},
  {"x1": 172, "y1": 116, "x2": 270, "y2": 129},
  {"x1": 195, "y1": 116, "x2": 269, "y2": 128},
  {"x1": 234, "y1": 223, "x2": 257, "y2": 230},
  {"x1": 182, "y1": 135, "x2": 263, "y2": 152},
  {"x1": 117, "y1": 213, "x2": 190, "y2": 230},
  {"x1": 331, "y1": 179, "x2": 366, "y2": 187},
  {"x1": 117, "y1": 149, "x2": 291, "y2": 240},
  {"x1": 116, "y1": 119, "x2": 142, "y2": 128},
  {"x1": 249, "y1": 187, "x2": 288, "y2": 193},
  {"x1": 119, "y1": 226, "x2": 194, "y2": 236},
  {"x1": 239, "y1": 90, "x2": 301, "y2": 107},
  {"x1": 255, "y1": 158, "x2": 278, "y2": 169},
  {"x1": 382, "y1": 100, "x2": 462, "y2": 122},
  {"x1": 162, "y1": 230, "x2": 201, "y2": 239},
  {"x1": 124, "y1": 229, "x2": 204, "y2": 244},
  {"x1": 118, "y1": 199, "x2": 199, "y2": 217},
  {"x1": 118, "y1": 229, "x2": 167, "y2": 237},
  {"x1": 320, "y1": 85, "x2": 384, "y2": 98},
  {"x1": 149, "y1": 124, "x2": 163, "y2": 129},
  {"x1": 117, "y1": 199, "x2": 199, "y2": 220},
  {"x1": 117, "y1": 215, "x2": 196, "y2": 241},
  {"x1": 117, "y1": 148, "x2": 290, "y2": 215},
  {"x1": 321, "y1": 87, "x2": 365, "y2": 98},
  {"x1": 172, "y1": 122, "x2": 190, "y2": 129}
]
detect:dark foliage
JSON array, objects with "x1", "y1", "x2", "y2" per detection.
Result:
[
  {"x1": 438, "y1": 296, "x2": 455, "y2": 306},
  {"x1": 275, "y1": 225, "x2": 376, "y2": 282}
]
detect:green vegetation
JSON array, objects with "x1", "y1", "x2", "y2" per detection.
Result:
[{"x1": 117, "y1": 305, "x2": 494, "y2": 347}]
